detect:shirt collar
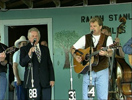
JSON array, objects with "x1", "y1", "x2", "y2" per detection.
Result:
[{"x1": 36, "y1": 43, "x2": 39, "y2": 47}]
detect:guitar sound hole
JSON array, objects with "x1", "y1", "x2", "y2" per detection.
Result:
[
  {"x1": 81, "y1": 54, "x2": 90, "y2": 66},
  {"x1": 82, "y1": 60, "x2": 88, "y2": 66},
  {"x1": 85, "y1": 54, "x2": 90, "y2": 61}
]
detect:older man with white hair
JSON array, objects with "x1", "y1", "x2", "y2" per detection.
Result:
[{"x1": 20, "y1": 27, "x2": 55, "y2": 100}]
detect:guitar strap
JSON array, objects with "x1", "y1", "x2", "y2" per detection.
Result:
[{"x1": 96, "y1": 33, "x2": 106, "y2": 50}]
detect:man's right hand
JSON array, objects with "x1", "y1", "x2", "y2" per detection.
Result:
[
  {"x1": 71, "y1": 46, "x2": 82, "y2": 63},
  {"x1": 74, "y1": 55, "x2": 82, "y2": 63},
  {"x1": 28, "y1": 47, "x2": 35, "y2": 57},
  {"x1": 0, "y1": 52, "x2": 6, "y2": 62},
  {"x1": 17, "y1": 79, "x2": 21, "y2": 86}
]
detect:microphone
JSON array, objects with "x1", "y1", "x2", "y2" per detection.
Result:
[
  {"x1": 90, "y1": 30, "x2": 94, "y2": 34},
  {"x1": 33, "y1": 39, "x2": 36, "y2": 46}
]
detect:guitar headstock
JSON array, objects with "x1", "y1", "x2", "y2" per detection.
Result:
[{"x1": 5, "y1": 46, "x2": 16, "y2": 54}]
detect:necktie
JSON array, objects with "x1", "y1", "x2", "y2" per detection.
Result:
[{"x1": 36, "y1": 46, "x2": 41, "y2": 62}]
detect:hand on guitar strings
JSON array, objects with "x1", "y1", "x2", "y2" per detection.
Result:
[
  {"x1": 99, "y1": 47, "x2": 110, "y2": 57},
  {"x1": 99, "y1": 50, "x2": 108, "y2": 56},
  {"x1": 0, "y1": 52, "x2": 6, "y2": 62},
  {"x1": 0, "y1": 52, "x2": 7, "y2": 66},
  {"x1": 74, "y1": 54, "x2": 82, "y2": 63},
  {"x1": 99, "y1": 47, "x2": 113, "y2": 57}
]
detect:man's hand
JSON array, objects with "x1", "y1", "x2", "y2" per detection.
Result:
[
  {"x1": 0, "y1": 52, "x2": 6, "y2": 62},
  {"x1": 28, "y1": 47, "x2": 35, "y2": 57},
  {"x1": 70, "y1": 46, "x2": 82, "y2": 63},
  {"x1": 99, "y1": 47, "x2": 113, "y2": 57},
  {"x1": 0, "y1": 52, "x2": 7, "y2": 66},
  {"x1": 50, "y1": 81, "x2": 55, "y2": 87},
  {"x1": 115, "y1": 38, "x2": 120, "y2": 43},
  {"x1": 74, "y1": 55, "x2": 82, "y2": 63},
  {"x1": 17, "y1": 79, "x2": 21, "y2": 86},
  {"x1": 99, "y1": 50, "x2": 108, "y2": 56}
]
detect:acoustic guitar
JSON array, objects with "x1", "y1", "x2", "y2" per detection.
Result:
[
  {"x1": 128, "y1": 54, "x2": 132, "y2": 66},
  {"x1": 73, "y1": 43, "x2": 117, "y2": 74}
]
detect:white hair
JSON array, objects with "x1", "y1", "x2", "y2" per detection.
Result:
[{"x1": 27, "y1": 27, "x2": 41, "y2": 39}]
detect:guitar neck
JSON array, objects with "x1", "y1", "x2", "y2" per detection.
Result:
[
  {"x1": 4, "y1": 46, "x2": 16, "y2": 54},
  {"x1": 91, "y1": 50, "x2": 100, "y2": 56},
  {"x1": 91, "y1": 47, "x2": 108, "y2": 56}
]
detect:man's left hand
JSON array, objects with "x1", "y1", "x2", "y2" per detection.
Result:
[
  {"x1": 99, "y1": 50, "x2": 107, "y2": 56},
  {"x1": 50, "y1": 81, "x2": 55, "y2": 87}
]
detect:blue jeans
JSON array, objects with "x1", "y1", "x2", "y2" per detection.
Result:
[
  {"x1": 82, "y1": 68, "x2": 109, "y2": 100},
  {"x1": 0, "y1": 72, "x2": 7, "y2": 100},
  {"x1": 14, "y1": 81, "x2": 27, "y2": 100}
]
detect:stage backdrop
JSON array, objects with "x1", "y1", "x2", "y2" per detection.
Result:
[{"x1": 0, "y1": 2, "x2": 132, "y2": 100}]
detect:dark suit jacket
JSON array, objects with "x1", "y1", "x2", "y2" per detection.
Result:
[{"x1": 20, "y1": 43, "x2": 55, "y2": 88}]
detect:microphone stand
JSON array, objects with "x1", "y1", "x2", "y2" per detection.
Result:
[
  {"x1": 25, "y1": 42, "x2": 37, "y2": 99},
  {"x1": 25, "y1": 53, "x2": 34, "y2": 87},
  {"x1": 68, "y1": 55, "x2": 76, "y2": 100},
  {"x1": 88, "y1": 34, "x2": 95, "y2": 99},
  {"x1": 29, "y1": 53, "x2": 37, "y2": 100}
]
